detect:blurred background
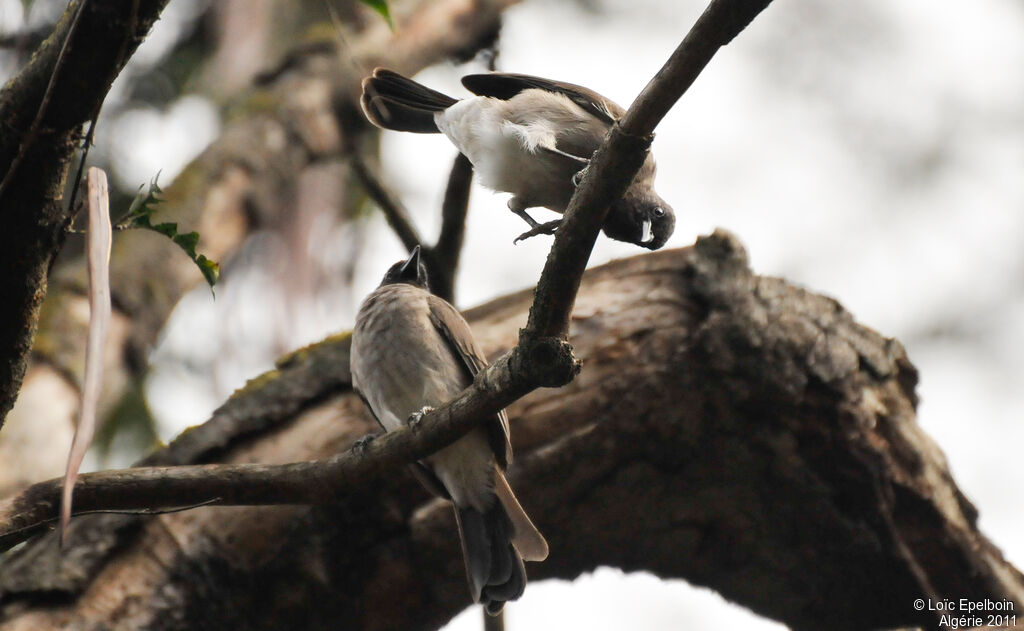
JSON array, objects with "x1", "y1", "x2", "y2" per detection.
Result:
[{"x1": 2, "y1": 0, "x2": 1022, "y2": 628}]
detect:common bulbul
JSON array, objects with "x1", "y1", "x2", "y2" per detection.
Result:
[
  {"x1": 361, "y1": 68, "x2": 675, "y2": 249},
  {"x1": 350, "y1": 246, "x2": 548, "y2": 614}
]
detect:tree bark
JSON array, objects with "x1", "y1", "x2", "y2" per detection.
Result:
[
  {"x1": 0, "y1": 0, "x2": 172, "y2": 426},
  {"x1": 0, "y1": 233, "x2": 1018, "y2": 631}
]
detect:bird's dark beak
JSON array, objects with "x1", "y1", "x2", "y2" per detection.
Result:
[{"x1": 398, "y1": 245, "x2": 421, "y2": 282}]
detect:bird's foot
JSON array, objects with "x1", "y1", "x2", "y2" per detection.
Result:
[
  {"x1": 514, "y1": 219, "x2": 562, "y2": 244},
  {"x1": 351, "y1": 432, "x2": 380, "y2": 456},
  {"x1": 571, "y1": 166, "x2": 590, "y2": 188},
  {"x1": 408, "y1": 406, "x2": 435, "y2": 428},
  {"x1": 508, "y1": 199, "x2": 540, "y2": 228}
]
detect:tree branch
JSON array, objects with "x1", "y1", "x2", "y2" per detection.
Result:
[
  {"x1": 350, "y1": 155, "x2": 425, "y2": 253},
  {"x1": 353, "y1": 151, "x2": 471, "y2": 304},
  {"x1": 426, "y1": 152, "x2": 474, "y2": 303},
  {"x1": 524, "y1": 0, "x2": 774, "y2": 340}
]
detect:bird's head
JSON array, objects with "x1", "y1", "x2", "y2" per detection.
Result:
[
  {"x1": 601, "y1": 156, "x2": 675, "y2": 250},
  {"x1": 603, "y1": 193, "x2": 675, "y2": 250},
  {"x1": 380, "y1": 245, "x2": 430, "y2": 289}
]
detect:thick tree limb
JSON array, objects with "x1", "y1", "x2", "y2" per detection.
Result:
[{"x1": 0, "y1": 238, "x2": 1019, "y2": 631}]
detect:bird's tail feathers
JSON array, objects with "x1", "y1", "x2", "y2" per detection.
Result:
[
  {"x1": 494, "y1": 470, "x2": 549, "y2": 562},
  {"x1": 361, "y1": 68, "x2": 457, "y2": 133},
  {"x1": 454, "y1": 502, "x2": 525, "y2": 615}
]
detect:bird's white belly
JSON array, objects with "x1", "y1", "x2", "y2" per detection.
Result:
[{"x1": 435, "y1": 97, "x2": 572, "y2": 210}]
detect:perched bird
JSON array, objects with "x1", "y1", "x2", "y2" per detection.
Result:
[
  {"x1": 350, "y1": 246, "x2": 548, "y2": 614},
  {"x1": 361, "y1": 68, "x2": 675, "y2": 250}
]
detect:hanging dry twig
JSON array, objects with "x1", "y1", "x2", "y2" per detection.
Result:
[{"x1": 59, "y1": 167, "x2": 113, "y2": 546}]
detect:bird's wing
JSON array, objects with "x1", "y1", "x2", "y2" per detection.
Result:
[
  {"x1": 354, "y1": 386, "x2": 385, "y2": 430},
  {"x1": 356, "y1": 385, "x2": 451, "y2": 498},
  {"x1": 427, "y1": 295, "x2": 513, "y2": 468},
  {"x1": 461, "y1": 72, "x2": 623, "y2": 126}
]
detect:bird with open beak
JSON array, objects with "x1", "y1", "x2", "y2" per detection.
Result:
[
  {"x1": 350, "y1": 246, "x2": 549, "y2": 615},
  {"x1": 361, "y1": 68, "x2": 675, "y2": 250}
]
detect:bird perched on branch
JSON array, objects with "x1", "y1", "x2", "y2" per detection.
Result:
[
  {"x1": 350, "y1": 246, "x2": 548, "y2": 615},
  {"x1": 361, "y1": 68, "x2": 675, "y2": 250}
]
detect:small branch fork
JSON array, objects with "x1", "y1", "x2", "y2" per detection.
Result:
[
  {"x1": 0, "y1": 0, "x2": 775, "y2": 552},
  {"x1": 350, "y1": 152, "x2": 472, "y2": 304}
]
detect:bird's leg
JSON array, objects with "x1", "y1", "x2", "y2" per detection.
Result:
[
  {"x1": 507, "y1": 198, "x2": 540, "y2": 228},
  {"x1": 351, "y1": 432, "x2": 381, "y2": 455},
  {"x1": 572, "y1": 165, "x2": 590, "y2": 188},
  {"x1": 408, "y1": 406, "x2": 435, "y2": 428},
  {"x1": 540, "y1": 145, "x2": 590, "y2": 166},
  {"x1": 514, "y1": 219, "x2": 562, "y2": 244},
  {"x1": 537, "y1": 145, "x2": 591, "y2": 187}
]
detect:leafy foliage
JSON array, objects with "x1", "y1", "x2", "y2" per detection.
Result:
[{"x1": 121, "y1": 176, "x2": 220, "y2": 291}]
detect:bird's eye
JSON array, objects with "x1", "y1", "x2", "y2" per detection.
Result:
[{"x1": 652, "y1": 207, "x2": 665, "y2": 218}]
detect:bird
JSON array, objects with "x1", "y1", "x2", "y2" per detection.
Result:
[
  {"x1": 350, "y1": 246, "x2": 548, "y2": 615},
  {"x1": 360, "y1": 68, "x2": 675, "y2": 250}
]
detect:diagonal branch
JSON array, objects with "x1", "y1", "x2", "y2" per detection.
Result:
[
  {"x1": 525, "y1": 0, "x2": 774, "y2": 339},
  {"x1": 426, "y1": 152, "x2": 474, "y2": 303},
  {"x1": 350, "y1": 153, "x2": 468, "y2": 303},
  {"x1": 350, "y1": 155, "x2": 425, "y2": 253},
  {"x1": 0, "y1": 0, "x2": 775, "y2": 550}
]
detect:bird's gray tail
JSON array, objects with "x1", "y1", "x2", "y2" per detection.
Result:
[
  {"x1": 361, "y1": 68, "x2": 457, "y2": 133},
  {"x1": 454, "y1": 471, "x2": 548, "y2": 616}
]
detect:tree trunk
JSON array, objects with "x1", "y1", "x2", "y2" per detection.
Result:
[{"x1": 0, "y1": 233, "x2": 1018, "y2": 631}]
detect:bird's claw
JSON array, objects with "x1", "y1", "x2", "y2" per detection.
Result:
[
  {"x1": 351, "y1": 433, "x2": 379, "y2": 456},
  {"x1": 513, "y1": 220, "x2": 562, "y2": 244},
  {"x1": 571, "y1": 166, "x2": 590, "y2": 188},
  {"x1": 408, "y1": 406, "x2": 435, "y2": 428}
]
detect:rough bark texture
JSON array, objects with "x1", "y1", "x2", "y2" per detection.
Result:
[
  {"x1": 0, "y1": 234, "x2": 1018, "y2": 631},
  {"x1": 0, "y1": 0, "x2": 172, "y2": 426},
  {"x1": 0, "y1": 0, "x2": 520, "y2": 494}
]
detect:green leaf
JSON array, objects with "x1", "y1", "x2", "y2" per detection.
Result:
[
  {"x1": 171, "y1": 230, "x2": 200, "y2": 253},
  {"x1": 359, "y1": 0, "x2": 393, "y2": 28},
  {"x1": 123, "y1": 175, "x2": 220, "y2": 293},
  {"x1": 194, "y1": 254, "x2": 220, "y2": 288},
  {"x1": 121, "y1": 174, "x2": 164, "y2": 224}
]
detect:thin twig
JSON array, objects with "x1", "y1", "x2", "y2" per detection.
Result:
[
  {"x1": 0, "y1": 0, "x2": 88, "y2": 201},
  {"x1": 65, "y1": 0, "x2": 140, "y2": 220},
  {"x1": 427, "y1": 152, "x2": 473, "y2": 303},
  {"x1": 350, "y1": 155, "x2": 423, "y2": 252}
]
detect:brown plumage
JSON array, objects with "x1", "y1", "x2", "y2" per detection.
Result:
[{"x1": 350, "y1": 247, "x2": 547, "y2": 614}]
